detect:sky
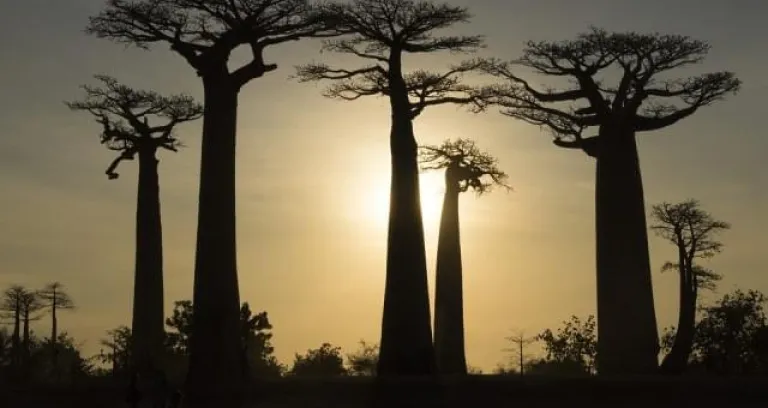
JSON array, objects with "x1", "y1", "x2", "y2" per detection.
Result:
[{"x1": 0, "y1": 0, "x2": 766, "y2": 372}]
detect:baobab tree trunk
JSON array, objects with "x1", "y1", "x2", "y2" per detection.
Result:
[
  {"x1": 661, "y1": 267, "x2": 697, "y2": 374},
  {"x1": 433, "y1": 168, "x2": 467, "y2": 375},
  {"x1": 185, "y1": 74, "x2": 243, "y2": 406},
  {"x1": 594, "y1": 129, "x2": 659, "y2": 375},
  {"x1": 22, "y1": 309, "x2": 30, "y2": 366},
  {"x1": 11, "y1": 305, "x2": 20, "y2": 368},
  {"x1": 130, "y1": 146, "x2": 166, "y2": 378},
  {"x1": 378, "y1": 53, "x2": 435, "y2": 376}
]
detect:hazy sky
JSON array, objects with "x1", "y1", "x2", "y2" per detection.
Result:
[{"x1": 0, "y1": 0, "x2": 766, "y2": 372}]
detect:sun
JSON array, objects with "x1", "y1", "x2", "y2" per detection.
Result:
[{"x1": 361, "y1": 171, "x2": 446, "y2": 230}]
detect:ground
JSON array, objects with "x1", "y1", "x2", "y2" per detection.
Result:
[{"x1": 4, "y1": 376, "x2": 767, "y2": 407}]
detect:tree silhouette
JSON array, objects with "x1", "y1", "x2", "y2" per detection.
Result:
[
  {"x1": 86, "y1": 2, "x2": 340, "y2": 402},
  {"x1": 419, "y1": 138, "x2": 509, "y2": 374},
  {"x1": 693, "y1": 289, "x2": 767, "y2": 375},
  {"x1": 650, "y1": 199, "x2": 730, "y2": 374},
  {"x1": 19, "y1": 291, "x2": 43, "y2": 372},
  {"x1": 66, "y1": 75, "x2": 202, "y2": 379},
  {"x1": 1, "y1": 285, "x2": 32, "y2": 371},
  {"x1": 503, "y1": 331, "x2": 536, "y2": 377},
  {"x1": 480, "y1": 28, "x2": 741, "y2": 375},
  {"x1": 289, "y1": 343, "x2": 347, "y2": 377},
  {"x1": 37, "y1": 282, "x2": 75, "y2": 380},
  {"x1": 536, "y1": 315, "x2": 597, "y2": 375},
  {"x1": 99, "y1": 326, "x2": 133, "y2": 378},
  {"x1": 296, "y1": 0, "x2": 486, "y2": 376},
  {"x1": 345, "y1": 340, "x2": 379, "y2": 376}
]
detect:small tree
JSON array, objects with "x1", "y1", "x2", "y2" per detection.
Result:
[
  {"x1": 87, "y1": 2, "x2": 341, "y2": 401},
  {"x1": 650, "y1": 199, "x2": 730, "y2": 373},
  {"x1": 1, "y1": 285, "x2": 32, "y2": 370},
  {"x1": 19, "y1": 291, "x2": 43, "y2": 369},
  {"x1": 481, "y1": 28, "x2": 741, "y2": 375},
  {"x1": 536, "y1": 315, "x2": 597, "y2": 375},
  {"x1": 503, "y1": 331, "x2": 536, "y2": 377},
  {"x1": 67, "y1": 75, "x2": 202, "y2": 378},
  {"x1": 693, "y1": 289, "x2": 767, "y2": 375},
  {"x1": 345, "y1": 340, "x2": 379, "y2": 376},
  {"x1": 99, "y1": 326, "x2": 133, "y2": 378},
  {"x1": 296, "y1": 0, "x2": 487, "y2": 376},
  {"x1": 37, "y1": 282, "x2": 75, "y2": 380},
  {"x1": 420, "y1": 139, "x2": 509, "y2": 374},
  {"x1": 289, "y1": 343, "x2": 347, "y2": 377}
]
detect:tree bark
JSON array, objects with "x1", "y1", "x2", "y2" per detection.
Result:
[
  {"x1": 51, "y1": 295, "x2": 58, "y2": 379},
  {"x1": 377, "y1": 51, "x2": 435, "y2": 376},
  {"x1": 433, "y1": 168, "x2": 467, "y2": 375},
  {"x1": 184, "y1": 74, "x2": 244, "y2": 406},
  {"x1": 130, "y1": 146, "x2": 166, "y2": 378},
  {"x1": 594, "y1": 128, "x2": 659, "y2": 375},
  {"x1": 11, "y1": 303, "x2": 20, "y2": 368}
]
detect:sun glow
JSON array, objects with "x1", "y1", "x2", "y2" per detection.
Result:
[{"x1": 360, "y1": 171, "x2": 446, "y2": 231}]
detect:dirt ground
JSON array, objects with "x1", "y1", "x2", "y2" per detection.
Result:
[{"x1": 4, "y1": 375, "x2": 768, "y2": 408}]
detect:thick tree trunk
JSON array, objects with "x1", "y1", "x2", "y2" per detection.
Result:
[
  {"x1": 594, "y1": 129, "x2": 659, "y2": 375},
  {"x1": 184, "y1": 74, "x2": 243, "y2": 406},
  {"x1": 22, "y1": 310, "x2": 30, "y2": 363},
  {"x1": 377, "y1": 52, "x2": 435, "y2": 376},
  {"x1": 130, "y1": 147, "x2": 166, "y2": 378},
  {"x1": 433, "y1": 169, "x2": 467, "y2": 375}
]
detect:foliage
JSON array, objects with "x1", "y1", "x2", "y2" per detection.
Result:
[
  {"x1": 289, "y1": 343, "x2": 347, "y2": 377},
  {"x1": 536, "y1": 315, "x2": 597, "y2": 375},
  {"x1": 419, "y1": 139, "x2": 510, "y2": 194},
  {"x1": 345, "y1": 340, "x2": 379, "y2": 376}
]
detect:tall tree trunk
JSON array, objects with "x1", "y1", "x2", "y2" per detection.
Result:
[
  {"x1": 185, "y1": 74, "x2": 243, "y2": 406},
  {"x1": 594, "y1": 129, "x2": 659, "y2": 375},
  {"x1": 661, "y1": 262, "x2": 698, "y2": 373},
  {"x1": 11, "y1": 304, "x2": 20, "y2": 368},
  {"x1": 377, "y1": 52, "x2": 435, "y2": 376},
  {"x1": 130, "y1": 146, "x2": 166, "y2": 378},
  {"x1": 433, "y1": 169, "x2": 467, "y2": 375},
  {"x1": 22, "y1": 309, "x2": 30, "y2": 365},
  {"x1": 51, "y1": 299, "x2": 58, "y2": 379}
]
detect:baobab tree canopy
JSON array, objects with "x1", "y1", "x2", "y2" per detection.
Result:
[
  {"x1": 481, "y1": 27, "x2": 741, "y2": 155},
  {"x1": 296, "y1": 0, "x2": 488, "y2": 115},
  {"x1": 86, "y1": 0, "x2": 337, "y2": 84},
  {"x1": 65, "y1": 75, "x2": 202, "y2": 179},
  {"x1": 419, "y1": 139, "x2": 510, "y2": 194}
]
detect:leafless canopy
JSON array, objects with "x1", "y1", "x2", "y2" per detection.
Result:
[
  {"x1": 37, "y1": 282, "x2": 75, "y2": 312},
  {"x1": 295, "y1": 0, "x2": 488, "y2": 118},
  {"x1": 1, "y1": 286, "x2": 42, "y2": 321},
  {"x1": 480, "y1": 27, "x2": 741, "y2": 152},
  {"x1": 66, "y1": 75, "x2": 202, "y2": 179},
  {"x1": 651, "y1": 199, "x2": 730, "y2": 290},
  {"x1": 419, "y1": 138, "x2": 510, "y2": 194},
  {"x1": 86, "y1": 0, "x2": 340, "y2": 85}
]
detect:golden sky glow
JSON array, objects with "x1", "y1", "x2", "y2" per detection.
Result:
[{"x1": 0, "y1": 0, "x2": 767, "y2": 372}]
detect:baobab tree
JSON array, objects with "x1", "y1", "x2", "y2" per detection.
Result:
[
  {"x1": 651, "y1": 199, "x2": 730, "y2": 374},
  {"x1": 37, "y1": 282, "x2": 75, "y2": 378},
  {"x1": 67, "y1": 75, "x2": 202, "y2": 379},
  {"x1": 86, "y1": 1, "x2": 340, "y2": 401},
  {"x1": 1, "y1": 285, "x2": 30, "y2": 369},
  {"x1": 19, "y1": 291, "x2": 43, "y2": 367},
  {"x1": 419, "y1": 138, "x2": 509, "y2": 374},
  {"x1": 480, "y1": 28, "x2": 741, "y2": 374},
  {"x1": 295, "y1": 0, "x2": 487, "y2": 375}
]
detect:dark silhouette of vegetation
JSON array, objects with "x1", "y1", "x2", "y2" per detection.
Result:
[
  {"x1": 651, "y1": 199, "x2": 730, "y2": 374},
  {"x1": 289, "y1": 343, "x2": 347, "y2": 377},
  {"x1": 534, "y1": 315, "x2": 597, "y2": 376},
  {"x1": 1, "y1": 285, "x2": 32, "y2": 374},
  {"x1": 503, "y1": 331, "x2": 535, "y2": 377},
  {"x1": 98, "y1": 326, "x2": 133, "y2": 378},
  {"x1": 419, "y1": 138, "x2": 509, "y2": 374},
  {"x1": 661, "y1": 289, "x2": 768, "y2": 376},
  {"x1": 36, "y1": 282, "x2": 75, "y2": 380},
  {"x1": 345, "y1": 340, "x2": 379, "y2": 376},
  {"x1": 86, "y1": 2, "x2": 341, "y2": 403},
  {"x1": 67, "y1": 75, "x2": 202, "y2": 380},
  {"x1": 296, "y1": 0, "x2": 487, "y2": 376},
  {"x1": 480, "y1": 28, "x2": 741, "y2": 375}
]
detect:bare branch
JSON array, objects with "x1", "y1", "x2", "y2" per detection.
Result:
[
  {"x1": 419, "y1": 138, "x2": 511, "y2": 195},
  {"x1": 66, "y1": 75, "x2": 202, "y2": 179},
  {"x1": 87, "y1": 0, "x2": 343, "y2": 79}
]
